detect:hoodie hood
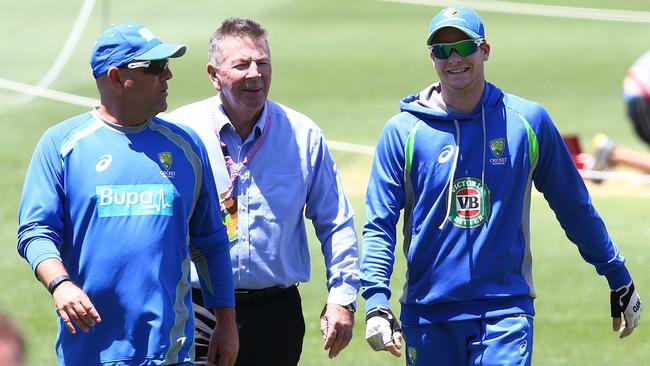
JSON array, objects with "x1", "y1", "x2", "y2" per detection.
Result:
[
  {"x1": 400, "y1": 81, "x2": 504, "y2": 121},
  {"x1": 399, "y1": 81, "x2": 504, "y2": 229}
]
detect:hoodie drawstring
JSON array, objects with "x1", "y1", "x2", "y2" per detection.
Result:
[
  {"x1": 481, "y1": 107, "x2": 486, "y2": 196},
  {"x1": 438, "y1": 120, "x2": 461, "y2": 229}
]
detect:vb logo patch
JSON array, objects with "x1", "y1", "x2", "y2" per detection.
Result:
[
  {"x1": 407, "y1": 347, "x2": 417, "y2": 365},
  {"x1": 489, "y1": 138, "x2": 508, "y2": 165},
  {"x1": 448, "y1": 177, "x2": 490, "y2": 228}
]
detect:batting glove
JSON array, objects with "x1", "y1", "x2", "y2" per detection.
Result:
[
  {"x1": 365, "y1": 306, "x2": 402, "y2": 351},
  {"x1": 610, "y1": 281, "x2": 642, "y2": 338}
]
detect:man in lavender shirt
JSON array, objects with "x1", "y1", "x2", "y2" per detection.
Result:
[{"x1": 167, "y1": 17, "x2": 360, "y2": 366}]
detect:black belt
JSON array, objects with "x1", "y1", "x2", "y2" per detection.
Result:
[{"x1": 235, "y1": 284, "x2": 298, "y2": 302}]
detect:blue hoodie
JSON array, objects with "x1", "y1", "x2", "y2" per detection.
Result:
[{"x1": 361, "y1": 82, "x2": 631, "y2": 325}]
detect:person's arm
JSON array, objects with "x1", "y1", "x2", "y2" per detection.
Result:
[
  {"x1": 206, "y1": 307, "x2": 238, "y2": 366},
  {"x1": 530, "y1": 106, "x2": 641, "y2": 337},
  {"x1": 186, "y1": 137, "x2": 238, "y2": 361},
  {"x1": 359, "y1": 116, "x2": 411, "y2": 357},
  {"x1": 187, "y1": 142, "x2": 235, "y2": 309},
  {"x1": 17, "y1": 128, "x2": 101, "y2": 334},
  {"x1": 610, "y1": 146, "x2": 650, "y2": 174},
  {"x1": 302, "y1": 130, "x2": 359, "y2": 358}
]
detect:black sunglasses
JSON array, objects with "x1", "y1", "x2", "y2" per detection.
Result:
[{"x1": 119, "y1": 59, "x2": 169, "y2": 75}]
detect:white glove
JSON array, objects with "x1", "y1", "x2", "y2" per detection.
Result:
[
  {"x1": 610, "y1": 281, "x2": 642, "y2": 338},
  {"x1": 365, "y1": 307, "x2": 402, "y2": 352}
]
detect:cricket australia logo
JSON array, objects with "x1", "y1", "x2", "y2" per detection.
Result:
[
  {"x1": 449, "y1": 177, "x2": 490, "y2": 228},
  {"x1": 158, "y1": 152, "x2": 176, "y2": 178},
  {"x1": 489, "y1": 138, "x2": 507, "y2": 166}
]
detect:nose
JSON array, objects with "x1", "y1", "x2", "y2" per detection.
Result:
[
  {"x1": 246, "y1": 61, "x2": 261, "y2": 78},
  {"x1": 161, "y1": 66, "x2": 173, "y2": 81},
  {"x1": 447, "y1": 50, "x2": 462, "y2": 62}
]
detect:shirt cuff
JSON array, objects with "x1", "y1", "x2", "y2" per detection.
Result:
[
  {"x1": 364, "y1": 292, "x2": 390, "y2": 314},
  {"x1": 604, "y1": 266, "x2": 632, "y2": 290},
  {"x1": 326, "y1": 282, "x2": 359, "y2": 306},
  {"x1": 24, "y1": 238, "x2": 61, "y2": 273}
]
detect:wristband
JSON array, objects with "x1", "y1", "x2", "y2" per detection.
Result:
[{"x1": 47, "y1": 274, "x2": 71, "y2": 294}]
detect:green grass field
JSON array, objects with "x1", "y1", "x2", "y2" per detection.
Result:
[{"x1": 1, "y1": 0, "x2": 649, "y2": 364}]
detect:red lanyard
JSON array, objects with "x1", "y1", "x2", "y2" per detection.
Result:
[{"x1": 215, "y1": 102, "x2": 272, "y2": 202}]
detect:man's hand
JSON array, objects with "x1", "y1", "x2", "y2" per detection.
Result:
[
  {"x1": 610, "y1": 281, "x2": 642, "y2": 338},
  {"x1": 207, "y1": 307, "x2": 238, "y2": 366},
  {"x1": 320, "y1": 303, "x2": 354, "y2": 358},
  {"x1": 365, "y1": 306, "x2": 402, "y2": 357},
  {"x1": 52, "y1": 281, "x2": 101, "y2": 334}
]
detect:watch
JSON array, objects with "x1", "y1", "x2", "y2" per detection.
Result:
[{"x1": 343, "y1": 303, "x2": 356, "y2": 313}]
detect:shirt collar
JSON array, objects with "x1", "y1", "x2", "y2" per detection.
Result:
[{"x1": 213, "y1": 96, "x2": 269, "y2": 138}]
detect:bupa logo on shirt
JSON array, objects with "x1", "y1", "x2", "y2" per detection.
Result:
[
  {"x1": 449, "y1": 177, "x2": 490, "y2": 228},
  {"x1": 96, "y1": 184, "x2": 173, "y2": 217}
]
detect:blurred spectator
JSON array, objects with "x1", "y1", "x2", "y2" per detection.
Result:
[
  {"x1": 588, "y1": 50, "x2": 650, "y2": 174},
  {"x1": 0, "y1": 312, "x2": 24, "y2": 366}
]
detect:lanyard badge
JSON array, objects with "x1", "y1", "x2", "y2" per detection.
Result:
[{"x1": 216, "y1": 103, "x2": 272, "y2": 242}]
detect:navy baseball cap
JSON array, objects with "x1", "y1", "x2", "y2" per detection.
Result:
[
  {"x1": 90, "y1": 23, "x2": 186, "y2": 78},
  {"x1": 426, "y1": 7, "x2": 485, "y2": 45}
]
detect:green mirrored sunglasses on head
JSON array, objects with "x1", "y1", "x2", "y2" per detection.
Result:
[{"x1": 428, "y1": 39, "x2": 484, "y2": 59}]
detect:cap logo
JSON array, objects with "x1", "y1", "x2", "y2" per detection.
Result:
[
  {"x1": 138, "y1": 27, "x2": 156, "y2": 42},
  {"x1": 443, "y1": 8, "x2": 459, "y2": 17}
]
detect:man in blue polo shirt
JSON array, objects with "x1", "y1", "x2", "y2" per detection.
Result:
[{"x1": 17, "y1": 23, "x2": 237, "y2": 365}]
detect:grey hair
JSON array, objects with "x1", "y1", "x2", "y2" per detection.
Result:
[{"x1": 208, "y1": 17, "x2": 270, "y2": 66}]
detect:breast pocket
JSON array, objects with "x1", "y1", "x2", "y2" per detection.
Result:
[{"x1": 255, "y1": 173, "x2": 307, "y2": 223}]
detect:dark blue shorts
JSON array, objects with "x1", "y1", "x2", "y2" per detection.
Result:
[{"x1": 402, "y1": 315, "x2": 533, "y2": 366}]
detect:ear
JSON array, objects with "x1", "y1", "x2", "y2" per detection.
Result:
[
  {"x1": 206, "y1": 63, "x2": 221, "y2": 91},
  {"x1": 105, "y1": 67, "x2": 126, "y2": 91},
  {"x1": 429, "y1": 50, "x2": 437, "y2": 66},
  {"x1": 481, "y1": 42, "x2": 491, "y2": 61}
]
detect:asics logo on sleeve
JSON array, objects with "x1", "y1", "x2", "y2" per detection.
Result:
[
  {"x1": 438, "y1": 145, "x2": 455, "y2": 163},
  {"x1": 95, "y1": 154, "x2": 113, "y2": 172},
  {"x1": 96, "y1": 184, "x2": 173, "y2": 217}
]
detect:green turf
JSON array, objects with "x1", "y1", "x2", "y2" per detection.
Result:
[{"x1": 1, "y1": 0, "x2": 648, "y2": 364}]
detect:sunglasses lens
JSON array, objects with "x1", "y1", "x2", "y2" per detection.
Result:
[
  {"x1": 432, "y1": 40, "x2": 479, "y2": 59},
  {"x1": 143, "y1": 60, "x2": 169, "y2": 75}
]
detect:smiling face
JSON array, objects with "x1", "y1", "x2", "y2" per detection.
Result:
[
  {"x1": 211, "y1": 36, "x2": 272, "y2": 123},
  {"x1": 430, "y1": 27, "x2": 489, "y2": 98}
]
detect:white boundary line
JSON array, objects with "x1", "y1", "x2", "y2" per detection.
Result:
[
  {"x1": 3, "y1": 78, "x2": 650, "y2": 184},
  {"x1": 382, "y1": 0, "x2": 650, "y2": 23},
  {"x1": 0, "y1": 78, "x2": 98, "y2": 108},
  {"x1": 12, "y1": 0, "x2": 96, "y2": 104}
]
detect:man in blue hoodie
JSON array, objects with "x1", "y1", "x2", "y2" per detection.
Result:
[{"x1": 361, "y1": 6, "x2": 643, "y2": 366}]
